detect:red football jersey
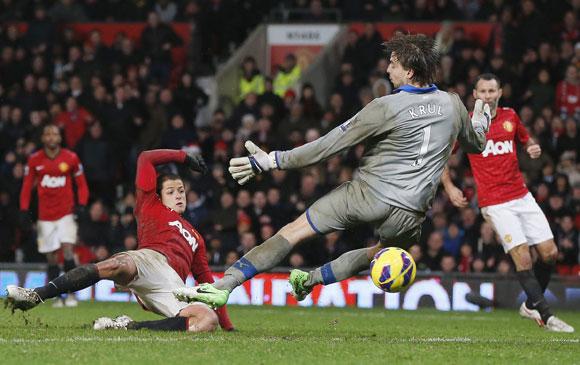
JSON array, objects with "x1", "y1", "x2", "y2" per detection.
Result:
[
  {"x1": 20, "y1": 148, "x2": 89, "y2": 221},
  {"x1": 466, "y1": 108, "x2": 530, "y2": 207},
  {"x1": 134, "y1": 149, "x2": 233, "y2": 330}
]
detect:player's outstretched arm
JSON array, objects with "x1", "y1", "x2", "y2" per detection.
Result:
[
  {"x1": 277, "y1": 99, "x2": 388, "y2": 169},
  {"x1": 228, "y1": 99, "x2": 388, "y2": 185},
  {"x1": 441, "y1": 166, "x2": 468, "y2": 208},
  {"x1": 136, "y1": 149, "x2": 207, "y2": 191}
]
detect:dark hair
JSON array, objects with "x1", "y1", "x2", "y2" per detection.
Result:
[
  {"x1": 42, "y1": 123, "x2": 62, "y2": 136},
  {"x1": 383, "y1": 34, "x2": 439, "y2": 85},
  {"x1": 156, "y1": 173, "x2": 183, "y2": 195},
  {"x1": 473, "y1": 73, "x2": 501, "y2": 89}
]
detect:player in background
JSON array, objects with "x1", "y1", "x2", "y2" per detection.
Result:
[
  {"x1": 7, "y1": 149, "x2": 234, "y2": 333},
  {"x1": 441, "y1": 73, "x2": 574, "y2": 333},
  {"x1": 19, "y1": 124, "x2": 89, "y2": 307},
  {"x1": 173, "y1": 34, "x2": 489, "y2": 308}
]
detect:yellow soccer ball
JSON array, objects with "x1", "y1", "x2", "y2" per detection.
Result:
[{"x1": 370, "y1": 247, "x2": 416, "y2": 293}]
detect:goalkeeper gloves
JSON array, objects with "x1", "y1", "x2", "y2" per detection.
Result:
[
  {"x1": 228, "y1": 141, "x2": 278, "y2": 185},
  {"x1": 471, "y1": 99, "x2": 491, "y2": 133}
]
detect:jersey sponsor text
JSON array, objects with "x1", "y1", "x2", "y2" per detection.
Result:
[
  {"x1": 481, "y1": 139, "x2": 513, "y2": 157},
  {"x1": 169, "y1": 220, "x2": 198, "y2": 251},
  {"x1": 40, "y1": 175, "x2": 67, "y2": 188}
]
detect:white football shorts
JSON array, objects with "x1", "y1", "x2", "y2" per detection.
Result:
[
  {"x1": 37, "y1": 214, "x2": 77, "y2": 254},
  {"x1": 117, "y1": 249, "x2": 209, "y2": 317},
  {"x1": 481, "y1": 192, "x2": 554, "y2": 253}
]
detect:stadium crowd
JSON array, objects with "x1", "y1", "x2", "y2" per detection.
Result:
[{"x1": 0, "y1": 0, "x2": 579, "y2": 276}]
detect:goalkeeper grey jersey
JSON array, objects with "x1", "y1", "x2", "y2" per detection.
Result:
[{"x1": 276, "y1": 85, "x2": 485, "y2": 213}]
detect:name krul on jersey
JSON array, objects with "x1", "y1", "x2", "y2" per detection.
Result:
[
  {"x1": 40, "y1": 175, "x2": 66, "y2": 188},
  {"x1": 482, "y1": 139, "x2": 513, "y2": 157},
  {"x1": 169, "y1": 220, "x2": 198, "y2": 251},
  {"x1": 408, "y1": 103, "x2": 443, "y2": 119}
]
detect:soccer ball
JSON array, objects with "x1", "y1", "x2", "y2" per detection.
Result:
[{"x1": 370, "y1": 247, "x2": 416, "y2": 293}]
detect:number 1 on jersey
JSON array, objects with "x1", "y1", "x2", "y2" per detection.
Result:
[{"x1": 412, "y1": 125, "x2": 431, "y2": 167}]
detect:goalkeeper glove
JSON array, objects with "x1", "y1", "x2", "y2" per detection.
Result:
[
  {"x1": 228, "y1": 141, "x2": 278, "y2": 185},
  {"x1": 471, "y1": 99, "x2": 491, "y2": 133}
]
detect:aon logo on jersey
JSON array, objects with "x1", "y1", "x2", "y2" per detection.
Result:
[
  {"x1": 40, "y1": 175, "x2": 66, "y2": 188},
  {"x1": 169, "y1": 220, "x2": 198, "y2": 251},
  {"x1": 482, "y1": 140, "x2": 513, "y2": 157}
]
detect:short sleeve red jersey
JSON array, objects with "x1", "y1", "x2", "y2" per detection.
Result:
[
  {"x1": 466, "y1": 107, "x2": 530, "y2": 207},
  {"x1": 20, "y1": 148, "x2": 89, "y2": 221}
]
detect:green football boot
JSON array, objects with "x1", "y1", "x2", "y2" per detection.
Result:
[
  {"x1": 173, "y1": 284, "x2": 230, "y2": 309},
  {"x1": 289, "y1": 269, "x2": 313, "y2": 301}
]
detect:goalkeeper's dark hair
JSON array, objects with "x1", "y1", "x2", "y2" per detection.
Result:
[
  {"x1": 156, "y1": 173, "x2": 183, "y2": 195},
  {"x1": 383, "y1": 34, "x2": 439, "y2": 85},
  {"x1": 474, "y1": 73, "x2": 502, "y2": 89}
]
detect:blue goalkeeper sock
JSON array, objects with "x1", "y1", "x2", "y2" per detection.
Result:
[
  {"x1": 215, "y1": 234, "x2": 292, "y2": 291},
  {"x1": 305, "y1": 248, "x2": 371, "y2": 287}
]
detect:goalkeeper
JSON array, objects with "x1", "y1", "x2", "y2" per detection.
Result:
[{"x1": 175, "y1": 34, "x2": 489, "y2": 307}]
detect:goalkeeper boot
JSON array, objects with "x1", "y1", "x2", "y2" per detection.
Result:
[
  {"x1": 93, "y1": 315, "x2": 133, "y2": 330},
  {"x1": 173, "y1": 284, "x2": 229, "y2": 309},
  {"x1": 545, "y1": 316, "x2": 575, "y2": 333},
  {"x1": 5, "y1": 285, "x2": 42, "y2": 311},
  {"x1": 519, "y1": 302, "x2": 542, "y2": 326},
  {"x1": 289, "y1": 269, "x2": 313, "y2": 301}
]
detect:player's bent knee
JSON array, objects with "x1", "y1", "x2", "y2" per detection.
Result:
[
  {"x1": 509, "y1": 244, "x2": 533, "y2": 271},
  {"x1": 96, "y1": 254, "x2": 136, "y2": 281},
  {"x1": 181, "y1": 303, "x2": 218, "y2": 332},
  {"x1": 542, "y1": 245, "x2": 558, "y2": 265},
  {"x1": 95, "y1": 259, "x2": 120, "y2": 278}
]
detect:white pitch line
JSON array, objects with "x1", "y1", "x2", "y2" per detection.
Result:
[{"x1": 0, "y1": 337, "x2": 577, "y2": 345}]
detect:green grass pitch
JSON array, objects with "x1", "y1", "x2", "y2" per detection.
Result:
[{"x1": 0, "y1": 301, "x2": 578, "y2": 364}]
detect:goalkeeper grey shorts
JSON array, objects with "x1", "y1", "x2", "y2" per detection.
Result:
[{"x1": 305, "y1": 179, "x2": 424, "y2": 247}]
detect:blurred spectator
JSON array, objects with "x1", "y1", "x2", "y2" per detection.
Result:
[
  {"x1": 184, "y1": 190, "x2": 208, "y2": 228},
  {"x1": 78, "y1": 200, "x2": 111, "y2": 257},
  {"x1": 76, "y1": 120, "x2": 115, "y2": 205},
  {"x1": 161, "y1": 114, "x2": 197, "y2": 149},
  {"x1": 49, "y1": 0, "x2": 88, "y2": 23},
  {"x1": 423, "y1": 231, "x2": 444, "y2": 271},
  {"x1": 524, "y1": 69, "x2": 555, "y2": 114},
  {"x1": 273, "y1": 54, "x2": 301, "y2": 97},
  {"x1": 442, "y1": 222, "x2": 464, "y2": 257},
  {"x1": 155, "y1": 0, "x2": 178, "y2": 23},
  {"x1": 458, "y1": 244, "x2": 474, "y2": 273},
  {"x1": 555, "y1": 64, "x2": 580, "y2": 120},
  {"x1": 140, "y1": 11, "x2": 183, "y2": 85},
  {"x1": 54, "y1": 97, "x2": 93, "y2": 149},
  {"x1": 238, "y1": 56, "x2": 265, "y2": 102},
  {"x1": 299, "y1": 83, "x2": 322, "y2": 123},
  {"x1": 441, "y1": 254, "x2": 457, "y2": 273},
  {"x1": 556, "y1": 215, "x2": 579, "y2": 266}
]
